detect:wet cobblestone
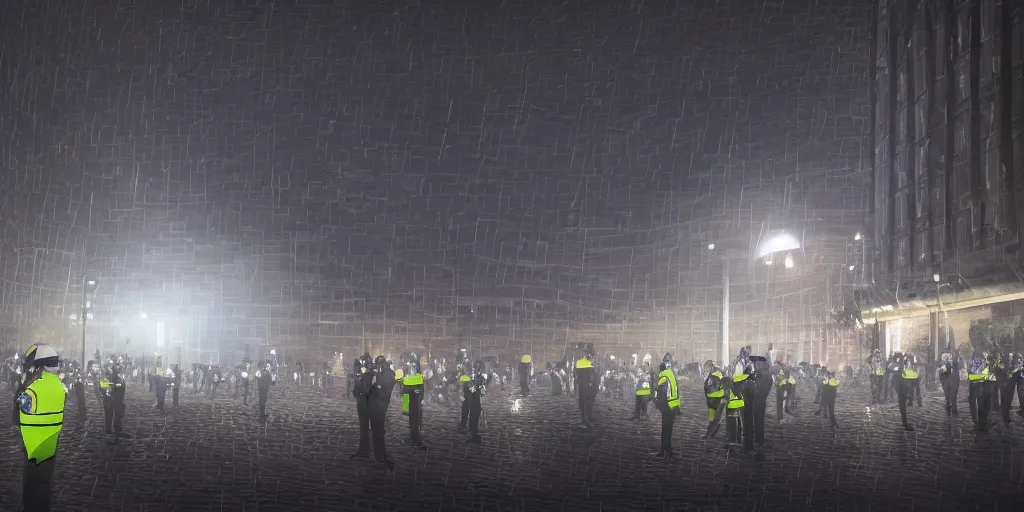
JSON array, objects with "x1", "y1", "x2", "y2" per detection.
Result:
[{"x1": 1, "y1": 382, "x2": 1021, "y2": 511}]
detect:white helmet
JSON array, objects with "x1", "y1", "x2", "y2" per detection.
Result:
[{"x1": 23, "y1": 344, "x2": 60, "y2": 369}]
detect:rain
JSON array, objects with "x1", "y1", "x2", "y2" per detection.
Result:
[{"x1": 0, "y1": 0, "x2": 1022, "y2": 510}]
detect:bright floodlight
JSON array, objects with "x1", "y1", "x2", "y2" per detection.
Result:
[
  {"x1": 140, "y1": 312, "x2": 148, "y2": 320},
  {"x1": 854, "y1": 232, "x2": 862, "y2": 241},
  {"x1": 849, "y1": 265, "x2": 855, "y2": 271},
  {"x1": 707, "y1": 243, "x2": 715, "y2": 250},
  {"x1": 757, "y1": 232, "x2": 801, "y2": 258},
  {"x1": 933, "y1": 273, "x2": 941, "y2": 283},
  {"x1": 87, "y1": 280, "x2": 96, "y2": 286},
  {"x1": 609, "y1": 355, "x2": 615, "y2": 360},
  {"x1": 784, "y1": 254, "x2": 794, "y2": 269}
]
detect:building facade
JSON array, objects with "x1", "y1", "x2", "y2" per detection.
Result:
[{"x1": 865, "y1": 0, "x2": 1024, "y2": 358}]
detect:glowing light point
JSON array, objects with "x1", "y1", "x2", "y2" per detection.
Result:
[
  {"x1": 933, "y1": 273, "x2": 941, "y2": 283},
  {"x1": 707, "y1": 243, "x2": 715, "y2": 250},
  {"x1": 854, "y1": 233, "x2": 862, "y2": 241},
  {"x1": 784, "y1": 254, "x2": 794, "y2": 269}
]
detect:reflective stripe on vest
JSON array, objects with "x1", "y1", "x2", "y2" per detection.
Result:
[
  {"x1": 825, "y1": 379, "x2": 839, "y2": 387},
  {"x1": 403, "y1": 374, "x2": 423, "y2": 386},
  {"x1": 969, "y1": 368, "x2": 989, "y2": 381},
  {"x1": 636, "y1": 381, "x2": 651, "y2": 396},
  {"x1": 727, "y1": 391, "x2": 745, "y2": 409},
  {"x1": 394, "y1": 369, "x2": 405, "y2": 380},
  {"x1": 520, "y1": 355, "x2": 532, "y2": 364},
  {"x1": 706, "y1": 371, "x2": 725, "y2": 398},
  {"x1": 902, "y1": 369, "x2": 919, "y2": 380},
  {"x1": 575, "y1": 359, "x2": 592, "y2": 369},
  {"x1": 460, "y1": 375, "x2": 471, "y2": 382},
  {"x1": 732, "y1": 363, "x2": 749, "y2": 382},
  {"x1": 658, "y1": 369, "x2": 680, "y2": 408},
  {"x1": 787, "y1": 377, "x2": 796, "y2": 385},
  {"x1": 20, "y1": 372, "x2": 65, "y2": 464}
]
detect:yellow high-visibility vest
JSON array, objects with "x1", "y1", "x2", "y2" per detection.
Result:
[
  {"x1": 636, "y1": 381, "x2": 651, "y2": 396},
  {"x1": 520, "y1": 355, "x2": 532, "y2": 364},
  {"x1": 18, "y1": 372, "x2": 65, "y2": 464},
  {"x1": 657, "y1": 369, "x2": 679, "y2": 409},
  {"x1": 969, "y1": 367, "x2": 989, "y2": 381}
]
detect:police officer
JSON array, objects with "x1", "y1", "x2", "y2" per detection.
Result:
[
  {"x1": 350, "y1": 353, "x2": 375, "y2": 460},
  {"x1": 724, "y1": 348, "x2": 751, "y2": 446},
  {"x1": 236, "y1": 362, "x2": 251, "y2": 405},
  {"x1": 655, "y1": 353, "x2": 680, "y2": 459},
  {"x1": 154, "y1": 366, "x2": 168, "y2": 413},
  {"x1": 774, "y1": 365, "x2": 795, "y2": 423},
  {"x1": 100, "y1": 357, "x2": 128, "y2": 441},
  {"x1": 369, "y1": 355, "x2": 396, "y2": 470},
  {"x1": 967, "y1": 348, "x2": 992, "y2": 431},
  {"x1": 573, "y1": 344, "x2": 597, "y2": 428},
  {"x1": 14, "y1": 344, "x2": 65, "y2": 511},
  {"x1": 740, "y1": 347, "x2": 772, "y2": 459},
  {"x1": 518, "y1": 354, "x2": 532, "y2": 396},
  {"x1": 814, "y1": 370, "x2": 839, "y2": 428},
  {"x1": 209, "y1": 364, "x2": 222, "y2": 398},
  {"x1": 892, "y1": 353, "x2": 916, "y2": 430},
  {"x1": 172, "y1": 363, "x2": 182, "y2": 406},
  {"x1": 456, "y1": 348, "x2": 473, "y2": 433},
  {"x1": 400, "y1": 352, "x2": 427, "y2": 449},
  {"x1": 256, "y1": 362, "x2": 274, "y2": 418},
  {"x1": 867, "y1": 349, "x2": 885, "y2": 403},
  {"x1": 937, "y1": 352, "x2": 960, "y2": 417},
  {"x1": 1004, "y1": 352, "x2": 1024, "y2": 423},
  {"x1": 466, "y1": 359, "x2": 486, "y2": 443},
  {"x1": 632, "y1": 368, "x2": 651, "y2": 420},
  {"x1": 703, "y1": 361, "x2": 726, "y2": 438}
]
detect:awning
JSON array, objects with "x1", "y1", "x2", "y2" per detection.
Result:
[{"x1": 864, "y1": 282, "x2": 1024, "y2": 323}]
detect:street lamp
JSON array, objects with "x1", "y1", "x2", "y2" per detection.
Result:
[{"x1": 719, "y1": 230, "x2": 801, "y2": 364}]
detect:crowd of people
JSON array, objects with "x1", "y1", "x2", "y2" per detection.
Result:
[{"x1": 7, "y1": 337, "x2": 1024, "y2": 510}]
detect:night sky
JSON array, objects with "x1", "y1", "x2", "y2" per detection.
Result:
[{"x1": 1, "y1": 0, "x2": 868, "y2": 363}]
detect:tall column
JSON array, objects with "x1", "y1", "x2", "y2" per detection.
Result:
[{"x1": 930, "y1": 311, "x2": 940, "y2": 360}]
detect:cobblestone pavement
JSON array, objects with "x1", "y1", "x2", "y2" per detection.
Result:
[{"x1": 1, "y1": 380, "x2": 1021, "y2": 511}]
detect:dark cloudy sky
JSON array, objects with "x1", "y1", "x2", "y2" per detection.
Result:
[{"x1": 0, "y1": 0, "x2": 868, "y2": 362}]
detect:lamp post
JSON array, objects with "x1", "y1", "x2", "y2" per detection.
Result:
[
  {"x1": 713, "y1": 231, "x2": 801, "y2": 365},
  {"x1": 81, "y1": 277, "x2": 98, "y2": 367},
  {"x1": 77, "y1": 276, "x2": 98, "y2": 421}
]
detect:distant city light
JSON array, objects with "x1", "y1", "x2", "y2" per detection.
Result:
[
  {"x1": 764, "y1": 259, "x2": 773, "y2": 266},
  {"x1": 707, "y1": 243, "x2": 715, "y2": 250},
  {"x1": 854, "y1": 232, "x2": 862, "y2": 241}
]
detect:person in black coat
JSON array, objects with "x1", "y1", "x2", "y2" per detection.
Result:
[
  {"x1": 369, "y1": 355, "x2": 396, "y2": 470},
  {"x1": 349, "y1": 354, "x2": 374, "y2": 460},
  {"x1": 256, "y1": 362, "x2": 275, "y2": 418}
]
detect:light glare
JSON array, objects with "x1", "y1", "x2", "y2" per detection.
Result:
[{"x1": 757, "y1": 232, "x2": 801, "y2": 258}]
